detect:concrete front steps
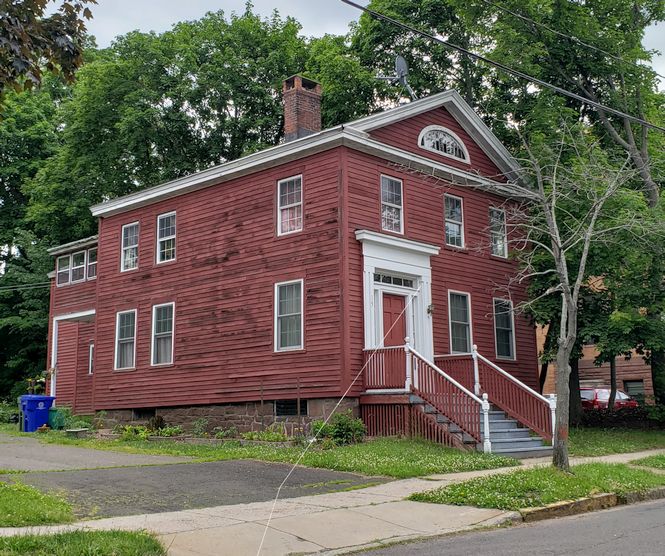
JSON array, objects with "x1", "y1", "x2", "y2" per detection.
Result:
[{"x1": 411, "y1": 394, "x2": 552, "y2": 458}]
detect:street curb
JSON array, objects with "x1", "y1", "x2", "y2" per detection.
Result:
[{"x1": 519, "y1": 486, "x2": 665, "y2": 522}]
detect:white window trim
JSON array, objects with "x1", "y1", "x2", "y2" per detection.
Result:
[
  {"x1": 156, "y1": 211, "x2": 177, "y2": 264},
  {"x1": 151, "y1": 302, "x2": 175, "y2": 366},
  {"x1": 121, "y1": 222, "x2": 140, "y2": 272},
  {"x1": 493, "y1": 298, "x2": 516, "y2": 360},
  {"x1": 274, "y1": 279, "x2": 304, "y2": 352},
  {"x1": 444, "y1": 194, "x2": 465, "y2": 248},
  {"x1": 417, "y1": 125, "x2": 471, "y2": 164},
  {"x1": 56, "y1": 255, "x2": 71, "y2": 287},
  {"x1": 380, "y1": 175, "x2": 404, "y2": 235},
  {"x1": 114, "y1": 309, "x2": 137, "y2": 371},
  {"x1": 276, "y1": 175, "x2": 303, "y2": 237},
  {"x1": 489, "y1": 207, "x2": 508, "y2": 258},
  {"x1": 448, "y1": 290, "x2": 473, "y2": 354},
  {"x1": 87, "y1": 248, "x2": 97, "y2": 280},
  {"x1": 70, "y1": 250, "x2": 87, "y2": 283},
  {"x1": 88, "y1": 343, "x2": 94, "y2": 375}
]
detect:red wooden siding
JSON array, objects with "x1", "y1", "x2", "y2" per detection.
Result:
[
  {"x1": 369, "y1": 107, "x2": 507, "y2": 181},
  {"x1": 53, "y1": 321, "x2": 78, "y2": 407},
  {"x1": 74, "y1": 322, "x2": 95, "y2": 413},
  {"x1": 344, "y1": 147, "x2": 538, "y2": 392},
  {"x1": 50, "y1": 275, "x2": 97, "y2": 316},
  {"x1": 91, "y1": 150, "x2": 344, "y2": 410}
]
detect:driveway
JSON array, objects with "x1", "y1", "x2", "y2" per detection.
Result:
[{"x1": 0, "y1": 433, "x2": 389, "y2": 519}]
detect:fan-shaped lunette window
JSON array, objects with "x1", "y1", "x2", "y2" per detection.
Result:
[{"x1": 418, "y1": 126, "x2": 470, "y2": 162}]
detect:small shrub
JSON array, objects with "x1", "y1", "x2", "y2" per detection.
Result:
[
  {"x1": 313, "y1": 411, "x2": 366, "y2": 445},
  {"x1": 154, "y1": 425, "x2": 183, "y2": 437},
  {"x1": 311, "y1": 420, "x2": 333, "y2": 439},
  {"x1": 241, "y1": 423, "x2": 288, "y2": 442},
  {"x1": 92, "y1": 410, "x2": 107, "y2": 429},
  {"x1": 119, "y1": 425, "x2": 150, "y2": 441},
  {"x1": 0, "y1": 403, "x2": 19, "y2": 424},
  {"x1": 214, "y1": 426, "x2": 238, "y2": 439},
  {"x1": 147, "y1": 415, "x2": 166, "y2": 432},
  {"x1": 192, "y1": 417, "x2": 209, "y2": 437}
]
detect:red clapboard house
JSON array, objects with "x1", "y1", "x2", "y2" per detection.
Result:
[{"x1": 46, "y1": 76, "x2": 556, "y2": 457}]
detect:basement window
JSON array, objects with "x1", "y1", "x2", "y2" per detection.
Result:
[{"x1": 275, "y1": 399, "x2": 308, "y2": 416}]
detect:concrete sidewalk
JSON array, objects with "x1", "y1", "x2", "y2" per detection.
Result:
[{"x1": 2, "y1": 449, "x2": 665, "y2": 555}]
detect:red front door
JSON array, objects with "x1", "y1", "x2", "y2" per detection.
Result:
[{"x1": 382, "y1": 293, "x2": 406, "y2": 346}]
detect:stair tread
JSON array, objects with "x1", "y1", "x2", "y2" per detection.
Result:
[
  {"x1": 492, "y1": 445, "x2": 553, "y2": 453},
  {"x1": 490, "y1": 436, "x2": 546, "y2": 444}
]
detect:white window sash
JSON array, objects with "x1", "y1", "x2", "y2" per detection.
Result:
[
  {"x1": 490, "y1": 208, "x2": 508, "y2": 258},
  {"x1": 448, "y1": 290, "x2": 473, "y2": 354},
  {"x1": 121, "y1": 222, "x2": 139, "y2": 272},
  {"x1": 87, "y1": 248, "x2": 97, "y2": 279},
  {"x1": 56, "y1": 255, "x2": 71, "y2": 286},
  {"x1": 88, "y1": 343, "x2": 94, "y2": 375},
  {"x1": 444, "y1": 194, "x2": 464, "y2": 248},
  {"x1": 151, "y1": 302, "x2": 175, "y2": 366},
  {"x1": 380, "y1": 175, "x2": 403, "y2": 234},
  {"x1": 277, "y1": 175, "x2": 303, "y2": 236},
  {"x1": 114, "y1": 309, "x2": 137, "y2": 370},
  {"x1": 71, "y1": 250, "x2": 86, "y2": 282},
  {"x1": 274, "y1": 279, "x2": 304, "y2": 351},
  {"x1": 493, "y1": 298, "x2": 516, "y2": 359},
  {"x1": 156, "y1": 212, "x2": 177, "y2": 263}
]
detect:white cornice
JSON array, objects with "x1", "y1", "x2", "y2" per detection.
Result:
[
  {"x1": 48, "y1": 235, "x2": 98, "y2": 256},
  {"x1": 355, "y1": 230, "x2": 440, "y2": 257}
]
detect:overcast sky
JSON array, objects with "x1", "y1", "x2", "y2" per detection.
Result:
[{"x1": 81, "y1": 0, "x2": 664, "y2": 86}]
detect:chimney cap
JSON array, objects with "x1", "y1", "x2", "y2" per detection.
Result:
[{"x1": 283, "y1": 74, "x2": 321, "y2": 93}]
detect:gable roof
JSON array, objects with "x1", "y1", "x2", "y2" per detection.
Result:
[{"x1": 90, "y1": 90, "x2": 519, "y2": 218}]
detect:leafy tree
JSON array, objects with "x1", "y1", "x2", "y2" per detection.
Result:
[{"x1": 0, "y1": 0, "x2": 95, "y2": 103}]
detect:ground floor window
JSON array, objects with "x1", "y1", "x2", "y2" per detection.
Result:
[
  {"x1": 493, "y1": 298, "x2": 515, "y2": 359},
  {"x1": 275, "y1": 280, "x2": 303, "y2": 351},
  {"x1": 449, "y1": 291, "x2": 471, "y2": 353},
  {"x1": 115, "y1": 310, "x2": 136, "y2": 370},
  {"x1": 152, "y1": 303, "x2": 175, "y2": 365},
  {"x1": 623, "y1": 379, "x2": 645, "y2": 402}
]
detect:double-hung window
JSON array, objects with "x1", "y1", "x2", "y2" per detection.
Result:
[
  {"x1": 157, "y1": 212, "x2": 176, "y2": 263},
  {"x1": 115, "y1": 310, "x2": 137, "y2": 370},
  {"x1": 493, "y1": 299, "x2": 515, "y2": 359},
  {"x1": 121, "y1": 222, "x2": 139, "y2": 271},
  {"x1": 444, "y1": 195, "x2": 464, "y2": 248},
  {"x1": 275, "y1": 280, "x2": 303, "y2": 351},
  {"x1": 56, "y1": 256, "x2": 70, "y2": 286},
  {"x1": 71, "y1": 251, "x2": 86, "y2": 282},
  {"x1": 87, "y1": 248, "x2": 97, "y2": 279},
  {"x1": 449, "y1": 291, "x2": 472, "y2": 353},
  {"x1": 277, "y1": 176, "x2": 303, "y2": 235},
  {"x1": 489, "y1": 208, "x2": 507, "y2": 258},
  {"x1": 152, "y1": 303, "x2": 175, "y2": 365},
  {"x1": 380, "y1": 175, "x2": 403, "y2": 234}
]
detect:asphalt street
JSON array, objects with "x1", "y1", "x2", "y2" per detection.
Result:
[{"x1": 366, "y1": 498, "x2": 665, "y2": 555}]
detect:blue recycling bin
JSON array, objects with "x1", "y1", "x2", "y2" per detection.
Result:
[{"x1": 19, "y1": 395, "x2": 55, "y2": 432}]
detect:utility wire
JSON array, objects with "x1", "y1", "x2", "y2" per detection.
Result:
[
  {"x1": 478, "y1": 0, "x2": 665, "y2": 80},
  {"x1": 341, "y1": 0, "x2": 665, "y2": 134},
  {"x1": 0, "y1": 282, "x2": 50, "y2": 292}
]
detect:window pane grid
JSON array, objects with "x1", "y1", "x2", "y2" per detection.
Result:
[
  {"x1": 449, "y1": 293, "x2": 471, "y2": 353},
  {"x1": 420, "y1": 128, "x2": 467, "y2": 160},
  {"x1": 157, "y1": 214, "x2": 176, "y2": 263},
  {"x1": 276, "y1": 282, "x2": 302, "y2": 350},
  {"x1": 56, "y1": 256, "x2": 70, "y2": 285},
  {"x1": 490, "y1": 208, "x2": 507, "y2": 257},
  {"x1": 87, "y1": 248, "x2": 97, "y2": 279},
  {"x1": 153, "y1": 304, "x2": 174, "y2": 365},
  {"x1": 116, "y1": 311, "x2": 136, "y2": 369},
  {"x1": 494, "y1": 299, "x2": 514, "y2": 358},
  {"x1": 122, "y1": 223, "x2": 139, "y2": 271},
  {"x1": 71, "y1": 251, "x2": 86, "y2": 281},
  {"x1": 278, "y1": 177, "x2": 303, "y2": 234}
]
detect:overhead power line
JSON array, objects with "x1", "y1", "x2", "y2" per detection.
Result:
[
  {"x1": 341, "y1": 0, "x2": 665, "y2": 134},
  {"x1": 478, "y1": 0, "x2": 665, "y2": 81},
  {"x1": 0, "y1": 282, "x2": 51, "y2": 292}
]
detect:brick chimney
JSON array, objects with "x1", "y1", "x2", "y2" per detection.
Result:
[{"x1": 283, "y1": 75, "x2": 322, "y2": 142}]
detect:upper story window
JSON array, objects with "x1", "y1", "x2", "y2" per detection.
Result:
[
  {"x1": 157, "y1": 212, "x2": 176, "y2": 263},
  {"x1": 380, "y1": 175, "x2": 403, "y2": 234},
  {"x1": 444, "y1": 194, "x2": 464, "y2": 248},
  {"x1": 121, "y1": 222, "x2": 139, "y2": 271},
  {"x1": 493, "y1": 298, "x2": 515, "y2": 359},
  {"x1": 277, "y1": 175, "x2": 303, "y2": 235},
  {"x1": 489, "y1": 207, "x2": 508, "y2": 258},
  {"x1": 56, "y1": 255, "x2": 70, "y2": 286},
  {"x1": 71, "y1": 251, "x2": 86, "y2": 282},
  {"x1": 87, "y1": 248, "x2": 97, "y2": 279},
  {"x1": 418, "y1": 125, "x2": 470, "y2": 162}
]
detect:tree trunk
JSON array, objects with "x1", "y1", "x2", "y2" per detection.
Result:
[
  {"x1": 553, "y1": 344, "x2": 572, "y2": 471},
  {"x1": 568, "y1": 358, "x2": 582, "y2": 427},
  {"x1": 608, "y1": 357, "x2": 617, "y2": 409}
]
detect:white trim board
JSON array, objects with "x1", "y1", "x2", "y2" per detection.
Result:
[{"x1": 50, "y1": 309, "x2": 96, "y2": 397}]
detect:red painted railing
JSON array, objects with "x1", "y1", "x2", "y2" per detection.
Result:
[
  {"x1": 477, "y1": 355, "x2": 553, "y2": 441},
  {"x1": 363, "y1": 347, "x2": 406, "y2": 389},
  {"x1": 410, "y1": 350, "x2": 482, "y2": 442},
  {"x1": 434, "y1": 355, "x2": 474, "y2": 391}
]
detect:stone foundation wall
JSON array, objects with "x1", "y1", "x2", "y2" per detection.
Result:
[{"x1": 101, "y1": 398, "x2": 359, "y2": 435}]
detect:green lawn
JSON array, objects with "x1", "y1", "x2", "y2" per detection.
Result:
[
  {"x1": 0, "y1": 531, "x2": 164, "y2": 556},
  {"x1": 23, "y1": 429, "x2": 517, "y2": 478},
  {"x1": 631, "y1": 453, "x2": 665, "y2": 470},
  {"x1": 568, "y1": 428, "x2": 665, "y2": 456},
  {"x1": 409, "y1": 463, "x2": 665, "y2": 510},
  {"x1": 0, "y1": 482, "x2": 73, "y2": 527}
]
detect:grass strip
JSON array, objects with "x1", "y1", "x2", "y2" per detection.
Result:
[
  {"x1": 631, "y1": 454, "x2": 665, "y2": 470},
  {"x1": 568, "y1": 428, "x2": 665, "y2": 457},
  {"x1": 32, "y1": 431, "x2": 517, "y2": 478},
  {"x1": 409, "y1": 463, "x2": 665, "y2": 511},
  {"x1": 0, "y1": 482, "x2": 73, "y2": 527},
  {"x1": 0, "y1": 530, "x2": 164, "y2": 555}
]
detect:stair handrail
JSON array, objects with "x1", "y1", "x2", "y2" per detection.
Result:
[
  {"x1": 473, "y1": 345, "x2": 557, "y2": 441},
  {"x1": 407, "y1": 342, "x2": 492, "y2": 453}
]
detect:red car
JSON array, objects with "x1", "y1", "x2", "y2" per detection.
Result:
[{"x1": 580, "y1": 387, "x2": 639, "y2": 410}]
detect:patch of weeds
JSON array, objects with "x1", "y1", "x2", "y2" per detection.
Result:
[
  {"x1": 241, "y1": 423, "x2": 288, "y2": 442},
  {"x1": 631, "y1": 454, "x2": 665, "y2": 470},
  {"x1": 410, "y1": 463, "x2": 665, "y2": 510},
  {"x1": 153, "y1": 425, "x2": 183, "y2": 437},
  {"x1": 192, "y1": 418, "x2": 209, "y2": 438},
  {"x1": 214, "y1": 425, "x2": 238, "y2": 439},
  {"x1": 569, "y1": 428, "x2": 665, "y2": 456},
  {"x1": 0, "y1": 482, "x2": 73, "y2": 526}
]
